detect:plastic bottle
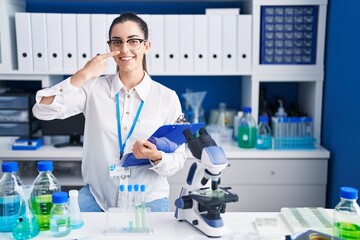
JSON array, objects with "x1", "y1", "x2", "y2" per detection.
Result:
[
  {"x1": 217, "y1": 102, "x2": 227, "y2": 129},
  {"x1": 0, "y1": 162, "x2": 23, "y2": 232},
  {"x1": 275, "y1": 99, "x2": 287, "y2": 118},
  {"x1": 233, "y1": 111, "x2": 243, "y2": 142},
  {"x1": 31, "y1": 160, "x2": 61, "y2": 230},
  {"x1": 50, "y1": 192, "x2": 71, "y2": 237},
  {"x1": 69, "y1": 190, "x2": 84, "y2": 229},
  {"x1": 333, "y1": 186, "x2": 360, "y2": 239},
  {"x1": 256, "y1": 116, "x2": 272, "y2": 149},
  {"x1": 237, "y1": 107, "x2": 257, "y2": 148}
]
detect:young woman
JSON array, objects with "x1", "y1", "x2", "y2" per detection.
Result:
[{"x1": 32, "y1": 12, "x2": 186, "y2": 212}]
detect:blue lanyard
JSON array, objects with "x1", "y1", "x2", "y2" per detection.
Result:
[{"x1": 115, "y1": 93, "x2": 144, "y2": 159}]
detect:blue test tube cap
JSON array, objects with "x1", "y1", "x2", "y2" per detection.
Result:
[
  {"x1": 37, "y1": 160, "x2": 54, "y2": 172},
  {"x1": 259, "y1": 116, "x2": 269, "y2": 123},
  {"x1": 127, "y1": 184, "x2": 133, "y2": 192},
  {"x1": 134, "y1": 184, "x2": 139, "y2": 192},
  {"x1": 119, "y1": 184, "x2": 125, "y2": 192},
  {"x1": 140, "y1": 184, "x2": 146, "y2": 192},
  {"x1": 52, "y1": 191, "x2": 68, "y2": 204},
  {"x1": 340, "y1": 186, "x2": 358, "y2": 200},
  {"x1": 2, "y1": 162, "x2": 18, "y2": 173}
]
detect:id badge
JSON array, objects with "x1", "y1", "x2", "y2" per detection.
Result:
[{"x1": 109, "y1": 162, "x2": 130, "y2": 179}]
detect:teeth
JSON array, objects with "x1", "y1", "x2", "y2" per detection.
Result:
[{"x1": 121, "y1": 57, "x2": 132, "y2": 61}]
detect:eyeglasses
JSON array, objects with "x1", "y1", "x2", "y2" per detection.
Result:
[{"x1": 107, "y1": 38, "x2": 147, "y2": 51}]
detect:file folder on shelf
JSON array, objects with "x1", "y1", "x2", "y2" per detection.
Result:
[
  {"x1": 164, "y1": 15, "x2": 180, "y2": 72},
  {"x1": 91, "y1": 14, "x2": 107, "y2": 58},
  {"x1": 122, "y1": 123, "x2": 204, "y2": 167},
  {"x1": 237, "y1": 15, "x2": 252, "y2": 73},
  {"x1": 207, "y1": 14, "x2": 222, "y2": 72},
  {"x1": 15, "y1": 12, "x2": 33, "y2": 71},
  {"x1": 179, "y1": 15, "x2": 194, "y2": 72},
  {"x1": 31, "y1": 13, "x2": 48, "y2": 71},
  {"x1": 46, "y1": 13, "x2": 63, "y2": 72},
  {"x1": 62, "y1": 14, "x2": 77, "y2": 72},
  {"x1": 194, "y1": 15, "x2": 208, "y2": 72},
  {"x1": 77, "y1": 14, "x2": 91, "y2": 69},
  {"x1": 149, "y1": 15, "x2": 165, "y2": 72},
  {"x1": 222, "y1": 15, "x2": 238, "y2": 72}
]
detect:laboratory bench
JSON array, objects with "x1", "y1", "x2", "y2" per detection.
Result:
[
  {"x1": 0, "y1": 212, "x2": 294, "y2": 240},
  {"x1": 0, "y1": 137, "x2": 330, "y2": 212}
]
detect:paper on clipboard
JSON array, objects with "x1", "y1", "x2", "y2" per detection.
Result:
[{"x1": 122, "y1": 122, "x2": 204, "y2": 167}]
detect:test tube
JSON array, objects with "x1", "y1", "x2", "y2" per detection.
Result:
[
  {"x1": 127, "y1": 185, "x2": 134, "y2": 231},
  {"x1": 133, "y1": 184, "x2": 140, "y2": 230}
]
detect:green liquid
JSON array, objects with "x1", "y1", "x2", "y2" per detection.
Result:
[
  {"x1": 334, "y1": 222, "x2": 360, "y2": 239},
  {"x1": 238, "y1": 126, "x2": 257, "y2": 148},
  {"x1": 31, "y1": 195, "x2": 53, "y2": 231}
]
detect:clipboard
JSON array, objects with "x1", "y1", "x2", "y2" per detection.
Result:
[{"x1": 122, "y1": 122, "x2": 204, "y2": 167}]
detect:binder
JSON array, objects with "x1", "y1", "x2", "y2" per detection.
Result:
[
  {"x1": 62, "y1": 14, "x2": 77, "y2": 72},
  {"x1": 122, "y1": 123, "x2": 204, "y2": 167},
  {"x1": 222, "y1": 15, "x2": 237, "y2": 72},
  {"x1": 207, "y1": 14, "x2": 222, "y2": 72},
  {"x1": 179, "y1": 15, "x2": 194, "y2": 72},
  {"x1": 15, "y1": 12, "x2": 33, "y2": 71},
  {"x1": 149, "y1": 15, "x2": 165, "y2": 72},
  {"x1": 194, "y1": 15, "x2": 208, "y2": 72},
  {"x1": 76, "y1": 14, "x2": 91, "y2": 69},
  {"x1": 46, "y1": 13, "x2": 63, "y2": 72},
  {"x1": 237, "y1": 15, "x2": 252, "y2": 73},
  {"x1": 106, "y1": 14, "x2": 119, "y2": 74},
  {"x1": 138, "y1": 14, "x2": 151, "y2": 70},
  {"x1": 164, "y1": 15, "x2": 180, "y2": 72},
  {"x1": 31, "y1": 13, "x2": 48, "y2": 71},
  {"x1": 90, "y1": 14, "x2": 107, "y2": 58}
]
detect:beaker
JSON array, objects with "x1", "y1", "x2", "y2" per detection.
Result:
[
  {"x1": 12, "y1": 185, "x2": 40, "y2": 240},
  {"x1": 182, "y1": 91, "x2": 207, "y2": 123}
]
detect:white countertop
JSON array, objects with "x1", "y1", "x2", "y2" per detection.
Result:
[{"x1": 0, "y1": 212, "x2": 293, "y2": 240}]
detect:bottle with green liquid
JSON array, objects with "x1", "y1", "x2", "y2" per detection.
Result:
[
  {"x1": 333, "y1": 186, "x2": 360, "y2": 239},
  {"x1": 31, "y1": 161, "x2": 61, "y2": 231},
  {"x1": 238, "y1": 107, "x2": 257, "y2": 148}
]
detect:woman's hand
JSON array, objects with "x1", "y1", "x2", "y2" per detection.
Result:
[
  {"x1": 132, "y1": 140, "x2": 162, "y2": 162},
  {"x1": 70, "y1": 51, "x2": 120, "y2": 87}
]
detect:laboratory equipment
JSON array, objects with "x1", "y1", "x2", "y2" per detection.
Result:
[
  {"x1": 69, "y1": 190, "x2": 84, "y2": 229},
  {"x1": 233, "y1": 111, "x2": 243, "y2": 141},
  {"x1": 174, "y1": 127, "x2": 238, "y2": 238},
  {"x1": 256, "y1": 116, "x2": 272, "y2": 149},
  {"x1": 238, "y1": 106, "x2": 257, "y2": 148},
  {"x1": 0, "y1": 162, "x2": 23, "y2": 232},
  {"x1": 31, "y1": 160, "x2": 61, "y2": 230},
  {"x1": 182, "y1": 91, "x2": 206, "y2": 123},
  {"x1": 333, "y1": 186, "x2": 360, "y2": 239},
  {"x1": 12, "y1": 185, "x2": 40, "y2": 240},
  {"x1": 50, "y1": 191, "x2": 71, "y2": 237}
]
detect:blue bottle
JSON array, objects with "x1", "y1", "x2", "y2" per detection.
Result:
[
  {"x1": 0, "y1": 162, "x2": 23, "y2": 232},
  {"x1": 256, "y1": 116, "x2": 272, "y2": 149},
  {"x1": 50, "y1": 191, "x2": 71, "y2": 237}
]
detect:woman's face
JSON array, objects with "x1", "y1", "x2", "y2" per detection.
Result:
[{"x1": 108, "y1": 21, "x2": 150, "y2": 73}]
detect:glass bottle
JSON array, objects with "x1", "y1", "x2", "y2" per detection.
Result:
[
  {"x1": 237, "y1": 107, "x2": 257, "y2": 148},
  {"x1": 333, "y1": 186, "x2": 360, "y2": 239},
  {"x1": 69, "y1": 190, "x2": 84, "y2": 229},
  {"x1": 0, "y1": 162, "x2": 23, "y2": 232},
  {"x1": 256, "y1": 116, "x2": 272, "y2": 149},
  {"x1": 50, "y1": 191, "x2": 71, "y2": 237},
  {"x1": 31, "y1": 160, "x2": 61, "y2": 230}
]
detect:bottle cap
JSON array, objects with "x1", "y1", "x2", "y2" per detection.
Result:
[
  {"x1": 134, "y1": 184, "x2": 139, "y2": 192},
  {"x1": 52, "y1": 191, "x2": 68, "y2": 204},
  {"x1": 242, "y1": 106, "x2": 252, "y2": 113},
  {"x1": 119, "y1": 184, "x2": 125, "y2": 192},
  {"x1": 140, "y1": 184, "x2": 146, "y2": 192},
  {"x1": 259, "y1": 116, "x2": 269, "y2": 123},
  {"x1": 340, "y1": 186, "x2": 358, "y2": 200},
  {"x1": 37, "y1": 160, "x2": 53, "y2": 172},
  {"x1": 127, "y1": 184, "x2": 133, "y2": 192},
  {"x1": 69, "y1": 190, "x2": 78, "y2": 197},
  {"x1": 2, "y1": 162, "x2": 18, "y2": 173}
]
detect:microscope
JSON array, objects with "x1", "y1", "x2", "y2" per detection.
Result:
[{"x1": 174, "y1": 128, "x2": 239, "y2": 238}]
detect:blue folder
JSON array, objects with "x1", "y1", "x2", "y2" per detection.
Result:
[{"x1": 122, "y1": 123, "x2": 204, "y2": 167}]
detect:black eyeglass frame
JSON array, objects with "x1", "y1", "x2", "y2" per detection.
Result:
[{"x1": 107, "y1": 38, "x2": 147, "y2": 50}]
